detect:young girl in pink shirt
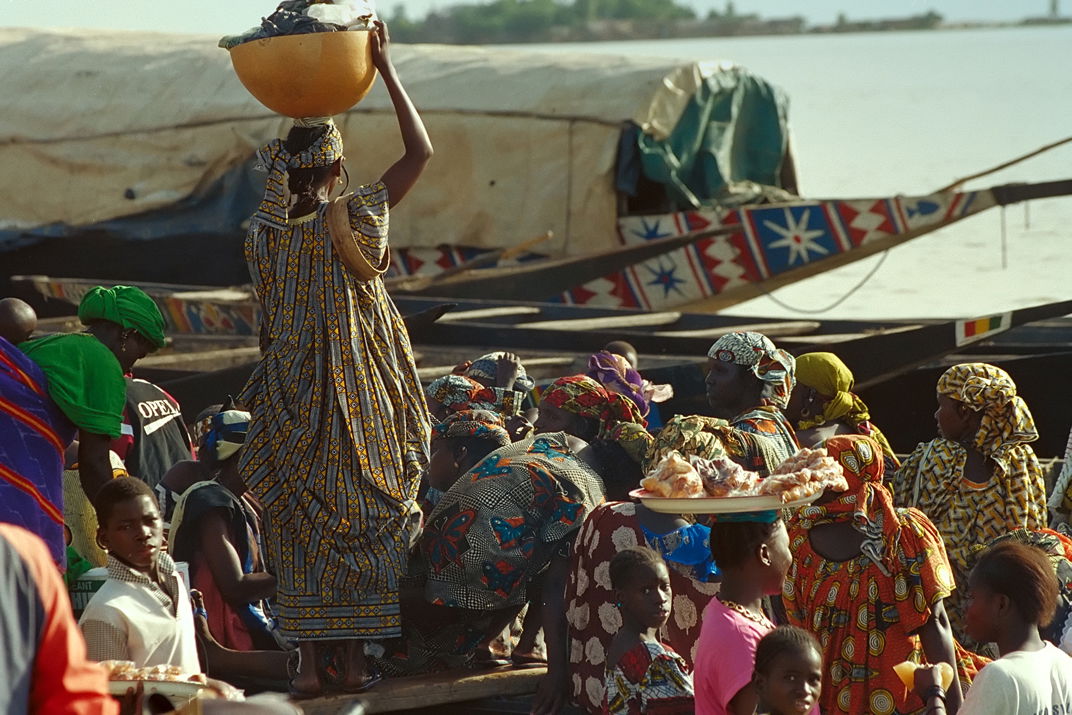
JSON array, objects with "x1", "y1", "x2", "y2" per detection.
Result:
[{"x1": 693, "y1": 512, "x2": 793, "y2": 715}]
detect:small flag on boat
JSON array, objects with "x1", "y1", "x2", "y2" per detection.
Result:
[{"x1": 955, "y1": 312, "x2": 1012, "y2": 346}]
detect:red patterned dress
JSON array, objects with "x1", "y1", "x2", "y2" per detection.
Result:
[
  {"x1": 565, "y1": 502, "x2": 719, "y2": 713},
  {"x1": 603, "y1": 640, "x2": 693, "y2": 714}
]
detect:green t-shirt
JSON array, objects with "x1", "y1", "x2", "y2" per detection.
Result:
[{"x1": 20, "y1": 333, "x2": 126, "y2": 438}]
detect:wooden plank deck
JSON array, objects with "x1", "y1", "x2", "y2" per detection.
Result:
[{"x1": 297, "y1": 666, "x2": 546, "y2": 714}]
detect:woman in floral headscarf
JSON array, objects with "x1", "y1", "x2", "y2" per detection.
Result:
[
  {"x1": 380, "y1": 410, "x2": 604, "y2": 675},
  {"x1": 705, "y1": 331, "x2": 799, "y2": 472},
  {"x1": 464, "y1": 352, "x2": 535, "y2": 417},
  {"x1": 534, "y1": 375, "x2": 654, "y2": 481},
  {"x1": 785, "y1": 435, "x2": 987, "y2": 715},
  {"x1": 424, "y1": 374, "x2": 502, "y2": 421},
  {"x1": 891, "y1": 362, "x2": 1046, "y2": 643},
  {"x1": 786, "y1": 352, "x2": 899, "y2": 471},
  {"x1": 586, "y1": 350, "x2": 673, "y2": 424}
]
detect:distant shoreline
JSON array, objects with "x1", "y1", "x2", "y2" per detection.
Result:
[{"x1": 392, "y1": 9, "x2": 1072, "y2": 47}]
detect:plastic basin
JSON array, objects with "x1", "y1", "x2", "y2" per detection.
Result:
[{"x1": 229, "y1": 31, "x2": 377, "y2": 118}]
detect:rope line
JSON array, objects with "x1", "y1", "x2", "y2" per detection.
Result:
[{"x1": 757, "y1": 251, "x2": 890, "y2": 315}]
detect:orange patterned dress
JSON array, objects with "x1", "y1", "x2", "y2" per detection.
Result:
[{"x1": 784, "y1": 436, "x2": 986, "y2": 715}]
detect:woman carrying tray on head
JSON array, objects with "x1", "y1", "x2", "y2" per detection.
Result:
[
  {"x1": 693, "y1": 509, "x2": 798, "y2": 715},
  {"x1": 237, "y1": 21, "x2": 433, "y2": 697},
  {"x1": 704, "y1": 331, "x2": 799, "y2": 474}
]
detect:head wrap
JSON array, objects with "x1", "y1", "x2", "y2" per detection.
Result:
[
  {"x1": 541, "y1": 375, "x2": 652, "y2": 463},
  {"x1": 936, "y1": 363, "x2": 1038, "y2": 458},
  {"x1": 252, "y1": 117, "x2": 345, "y2": 228},
  {"x1": 426, "y1": 374, "x2": 498, "y2": 414},
  {"x1": 466, "y1": 353, "x2": 535, "y2": 394},
  {"x1": 78, "y1": 285, "x2": 166, "y2": 349},
  {"x1": 794, "y1": 353, "x2": 869, "y2": 426},
  {"x1": 432, "y1": 409, "x2": 511, "y2": 448},
  {"x1": 707, "y1": 331, "x2": 796, "y2": 409},
  {"x1": 586, "y1": 350, "x2": 650, "y2": 417},
  {"x1": 201, "y1": 409, "x2": 251, "y2": 463},
  {"x1": 796, "y1": 435, "x2": 899, "y2": 576},
  {"x1": 794, "y1": 353, "x2": 898, "y2": 462}
]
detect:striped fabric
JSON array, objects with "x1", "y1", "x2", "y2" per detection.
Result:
[
  {"x1": 238, "y1": 181, "x2": 430, "y2": 641},
  {"x1": 0, "y1": 338, "x2": 77, "y2": 566}
]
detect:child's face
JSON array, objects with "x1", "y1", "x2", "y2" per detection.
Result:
[
  {"x1": 755, "y1": 647, "x2": 823, "y2": 715},
  {"x1": 617, "y1": 561, "x2": 672, "y2": 630},
  {"x1": 98, "y1": 495, "x2": 163, "y2": 572}
]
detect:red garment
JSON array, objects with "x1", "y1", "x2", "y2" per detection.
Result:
[
  {"x1": 0, "y1": 524, "x2": 118, "y2": 715},
  {"x1": 602, "y1": 640, "x2": 693, "y2": 715},
  {"x1": 190, "y1": 562, "x2": 255, "y2": 651},
  {"x1": 564, "y1": 502, "x2": 719, "y2": 714}
]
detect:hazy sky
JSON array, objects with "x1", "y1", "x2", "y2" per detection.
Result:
[{"x1": 0, "y1": 0, "x2": 1049, "y2": 37}]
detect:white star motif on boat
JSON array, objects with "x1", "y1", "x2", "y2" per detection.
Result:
[{"x1": 764, "y1": 208, "x2": 829, "y2": 265}]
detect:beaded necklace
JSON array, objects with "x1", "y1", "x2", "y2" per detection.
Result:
[{"x1": 717, "y1": 595, "x2": 772, "y2": 627}]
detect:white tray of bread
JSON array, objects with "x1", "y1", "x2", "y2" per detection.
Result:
[
  {"x1": 634, "y1": 447, "x2": 847, "y2": 514},
  {"x1": 102, "y1": 662, "x2": 210, "y2": 703}
]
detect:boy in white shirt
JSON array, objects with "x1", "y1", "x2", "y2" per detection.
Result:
[
  {"x1": 80, "y1": 477, "x2": 200, "y2": 673},
  {"x1": 914, "y1": 540, "x2": 1072, "y2": 714}
]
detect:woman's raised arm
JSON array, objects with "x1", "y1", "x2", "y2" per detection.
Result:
[{"x1": 371, "y1": 21, "x2": 433, "y2": 208}]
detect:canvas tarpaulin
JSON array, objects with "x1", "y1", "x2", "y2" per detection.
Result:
[{"x1": 0, "y1": 28, "x2": 788, "y2": 255}]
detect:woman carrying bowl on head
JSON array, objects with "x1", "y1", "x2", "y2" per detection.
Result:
[{"x1": 236, "y1": 21, "x2": 433, "y2": 697}]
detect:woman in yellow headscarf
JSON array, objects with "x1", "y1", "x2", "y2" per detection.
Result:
[
  {"x1": 890, "y1": 362, "x2": 1046, "y2": 644},
  {"x1": 785, "y1": 352, "x2": 899, "y2": 470}
]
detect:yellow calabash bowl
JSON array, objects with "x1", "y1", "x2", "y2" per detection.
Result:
[{"x1": 229, "y1": 31, "x2": 377, "y2": 118}]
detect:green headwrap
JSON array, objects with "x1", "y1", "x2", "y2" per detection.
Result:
[{"x1": 77, "y1": 286, "x2": 166, "y2": 349}]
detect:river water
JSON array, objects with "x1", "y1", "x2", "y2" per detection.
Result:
[{"x1": 505, "y1": 25, "x2": 1072, "y2": 319}]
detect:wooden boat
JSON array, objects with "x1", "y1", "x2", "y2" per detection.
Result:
[
  {"x1": 17, "y1": 273, "x2": 1071, "y2": 367},
  {"x1": 22, "y1": 274, "x2": 1068, "y2": 453},
  {"x1": 12, "y1": 175, "x2": 1071, "y2": 318},
  {"x1": 564, "y1": 178, "x2": 1072, "y2": 312},
  {"x1": 6, "y1": 29, "x2": 1070, "y2": 314}
]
